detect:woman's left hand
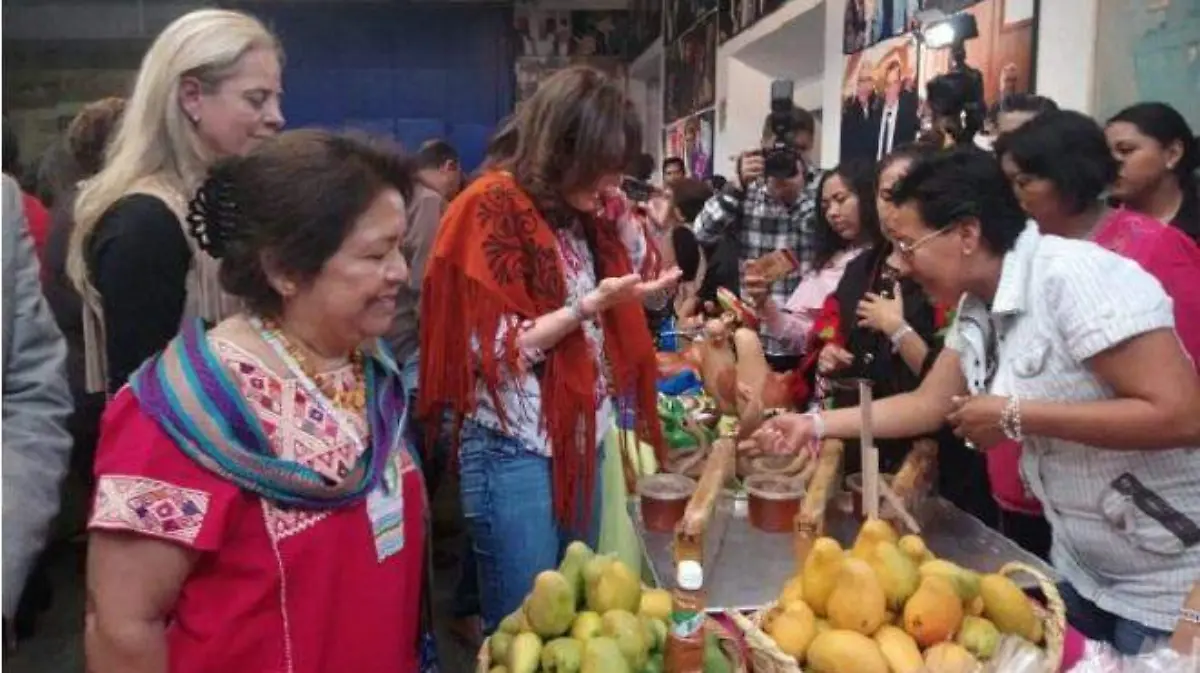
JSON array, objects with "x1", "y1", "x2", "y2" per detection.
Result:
[
  {"x1": 856, "y1": 281, "x2": 905, "y2": 335},
  {"x1": 946, "y1": 394, "x2": 1007, "y2": 450}
]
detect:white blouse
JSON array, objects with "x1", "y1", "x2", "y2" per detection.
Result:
[{"x1": 947, "y1": 224, "x2": 1200, "y2": 631}]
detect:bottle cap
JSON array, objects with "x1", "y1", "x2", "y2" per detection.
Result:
[{"x1": 676, "y1": 560, "x2": 704, "y2": 590}]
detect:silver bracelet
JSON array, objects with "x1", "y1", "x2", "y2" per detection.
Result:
[
  {"x1": 889, "y1": 323, "x2": 915, "y2": 350},
  {"x1": 999, "y1": 395, "x2": 1023, "y2": 442},
  {"x1": 1181, "y1": 607, "x2": 1200, "y2": 625},
  {"x1": 806, "y1": 411, "x2": 826, "y2": 441}
]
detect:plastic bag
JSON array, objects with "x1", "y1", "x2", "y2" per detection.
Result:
[
  {"x1": 1067, "y1": 640, "x2": 1199, "y2": 673},
  {"x1": 597, "y1": 424, "x2": 643, "y2": 577}
]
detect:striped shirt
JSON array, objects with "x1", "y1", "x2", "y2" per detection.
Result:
[
  {"x1": 692, "y1": 177, "x2": 819, "y2": 355},
  {"x1": 948, "y1": 224, "x2": 1200, "y2": 631}
]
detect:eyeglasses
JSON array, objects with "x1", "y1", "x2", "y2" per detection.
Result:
[{"x1": 893, "y1": 222, "x2": 958, "y2": 258}]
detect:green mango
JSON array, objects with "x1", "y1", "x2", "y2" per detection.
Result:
[
  {"x1": 509, "y1": 632, "x2": 543, "y2": 673},
  {"x1": 541, "y1": 637, "x2": 583, "y2": 673},
  {"x1": 558, "y1": 541, "x2": 595, "y2": 608},
  {"x1": 702, "y1": 633, "x2": 732, "y2": 673},
  {"x1": 489, "y1": 632, "x2": 513, "y2": 664},
  {"x1": 582, "y1": 637, "x2": 631, "y2": 673},
  {"x1": 641, "y1": 653, "x2": 665, "y2": 673}
]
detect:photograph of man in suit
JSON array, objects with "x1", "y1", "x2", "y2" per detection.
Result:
[
  {"x1": 840, "y1": 62, "x2": 879, "y2": 160},
  {"x1": 873, "y1": 59, "x2": 920, "y2": 159}
]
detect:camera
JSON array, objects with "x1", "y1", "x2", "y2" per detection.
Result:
[
  {"x1": 920, "y1": 12, "x2": 985, "y2": 147},
  {"x1": 925, "y1": 51, "x2": 985, "y2": 146},
  {"x1": 764, "y1": 79, "x2": 801, "y2": 180},
  {"x1": 620, "y1": 175, "x2": 655, "y2": 203}
]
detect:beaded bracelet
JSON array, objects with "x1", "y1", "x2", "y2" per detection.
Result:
[
  {"x1": 1181, "y1": 607, "x2": 1200, "y2": 625},
  {"x1": 999, "y1": 395, "x2": 1023, "y2": 442}
]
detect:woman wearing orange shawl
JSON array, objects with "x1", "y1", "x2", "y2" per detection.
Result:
[{"x1": 418, "y1": 67, "x2": 678, "y2": 632}]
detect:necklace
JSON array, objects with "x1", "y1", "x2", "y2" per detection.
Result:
[{"x1": 261, "y1": 318, "x2": 367, "y2": 415}]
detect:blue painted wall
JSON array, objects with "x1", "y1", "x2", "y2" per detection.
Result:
[{"x1": 249, "y1": 2, "x2": 515, "y2": 171}]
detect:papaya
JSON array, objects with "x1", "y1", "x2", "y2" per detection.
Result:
[
  {"x1": 806, "y1": 630, "x2": 889, "y2": 673},
  {"x1": 826, "y1": 558, "x2": 887, "y2": 636}
]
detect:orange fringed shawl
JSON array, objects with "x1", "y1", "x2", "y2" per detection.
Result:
[{"x1": 417, "y1": 171, "x2": 666, "y2": 530}]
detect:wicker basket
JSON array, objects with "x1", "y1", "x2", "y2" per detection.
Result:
[
  {"x1": 476, "y1": 615, "x2": 748, "y2": 672},
  {"x1": 732, "y1": 560, "x2": 1067, "y2": 673}
]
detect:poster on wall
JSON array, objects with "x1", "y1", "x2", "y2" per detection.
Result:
[
  {"x1": 665, "y1": 0, "x2": 719, "y2": 44},
  {"x1": 916, "y1": 0, "x2": 1037, "y2": 113},
  {"x1": 571, "y1": 11, "x2": 636, "y2": 58},
  {"x1": 628, "y1": 0, "x2": 664, "y2": 59},
  {"x1": 721, "y1": 0, "x2": 789, "y2": 44},
  {"x1": 1093, "y1": 0, "x2": 1200, "y2": 132},
  {"x1": 515, "y1": 7, "x2": 574, "y2": 57},
  {"x1": 665, "y1": 11, "x2": 717, "y2": 123},
  {"x1": 843, "y1": 0, "x2": 924, "y2": 54},
  {"x1": 515, "y1": 56, "x2": 628, "y2": 104},
  {"x1": 664, "y1": 110, "x2": 716, "y2": 180},
  {"x1": 839, "y1": 35, "x2": 922, "y2": 162}
]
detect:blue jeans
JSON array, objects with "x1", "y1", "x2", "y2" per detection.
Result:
[
  {"x1": 458, "y1": 420, "x2": 602, "y2": 634},
  {"x1": 401, "y1": 351, "x2": 479, "y2": 620},
  {"x1": 1060, "y1": 582, "x2": 1171, "y2": 656}
]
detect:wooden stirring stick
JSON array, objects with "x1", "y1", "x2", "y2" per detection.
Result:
[{"x1": 860, "y1": 379, "x2": 880, "y2": 520}]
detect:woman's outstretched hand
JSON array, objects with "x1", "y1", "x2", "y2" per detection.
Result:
[
  {"x1": 738, "y1": 412, "x2": 820, "y2": 457},
  {"x1": 583, "y1": 269, "x2": 683, "y2": 315}
]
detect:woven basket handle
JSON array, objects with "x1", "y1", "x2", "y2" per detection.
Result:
[{"x1": 999, "y1": 561, "x2": 1066, "y2": 673}]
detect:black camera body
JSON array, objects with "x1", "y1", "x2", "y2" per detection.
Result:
[
  {"x1": 925, "y1": 46, "x2": 986, "y2": 146},
  {"x1": 764, "y1": 79, "x2": 800, "y2": 180},
  {"x1": 620, "y1": 175, "x2": 655, "y2": 202}
]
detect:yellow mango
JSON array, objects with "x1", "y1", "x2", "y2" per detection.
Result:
[
  {"x1": 806, "y1": 630, "x2": 889, "y2": 673},
  {"x1": 826, "y1": 558, "x2": 888, "y2": 636}
]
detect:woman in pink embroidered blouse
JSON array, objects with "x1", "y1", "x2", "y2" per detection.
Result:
[
  {"x1": 86, "y1": 132, "x2": 429, "y2": 673},
  {"x1": 743, "y1": 160, "x2": 883, "y2": 354},
  {"x1": 998, "y1": 110, "x2": 1200, "y2": 365}
]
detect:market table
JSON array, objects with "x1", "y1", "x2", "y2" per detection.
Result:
[{"x1": 631, "y1": 493, "x2": 1056, "y2": 612}]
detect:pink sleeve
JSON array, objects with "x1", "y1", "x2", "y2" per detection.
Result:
[
  {"x1": 764, "y1": 260, "x2": 851, "y2": 352},
  {"x1": 88, "y1": 391, "x2": 243, "y2": 551},
  {"x1": 1144, "y1": 229, "x2": 1200, "y2": 368}
]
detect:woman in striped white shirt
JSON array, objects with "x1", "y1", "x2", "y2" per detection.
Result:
[{"x1": 751, "y1": 148, "x2": 1200, "y2": 655}]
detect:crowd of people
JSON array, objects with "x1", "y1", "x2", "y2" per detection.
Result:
[{"x1": 1, "y1": 6, "x2": 1198, "y2": 672}]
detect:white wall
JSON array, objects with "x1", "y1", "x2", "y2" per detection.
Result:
[
  {"x1": 1034, "y1": 0, "x2": 1099, "y2": 113},
  {"x1": 628, "y1": 40, "x2": 665, "y2": 173}
]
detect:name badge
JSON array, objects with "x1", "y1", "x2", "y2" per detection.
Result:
[{"x1": 366, "y1": 458, "x2": 404, "y2": 562}]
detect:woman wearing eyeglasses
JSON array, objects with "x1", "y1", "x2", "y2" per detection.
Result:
[
  {"x1": 750, "y1": 149, "x2": 1200, "y2": 656},
  {"x1": 790, "y1": 147, "x2": 996, "y2": 523}
]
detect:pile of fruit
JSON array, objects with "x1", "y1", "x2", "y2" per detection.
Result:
[
  {"x1": 485, "y1": 541, "x2": 736, "y2": 673},
  {"x1": 759, "y1": 520, "x2": 1047, "y2": 673}
]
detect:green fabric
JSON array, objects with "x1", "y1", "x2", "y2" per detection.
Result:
[{"x1": 597, "y1": 425, "x2": 643, "y2": 577}]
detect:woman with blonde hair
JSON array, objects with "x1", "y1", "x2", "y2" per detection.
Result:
[{"x1": 68, "y1": 8, "x2": 284, "y2": 395}]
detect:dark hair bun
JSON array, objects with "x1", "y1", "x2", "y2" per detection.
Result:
[{"x1": 187, "y1": 164, "x2": 242, "y2": 260}]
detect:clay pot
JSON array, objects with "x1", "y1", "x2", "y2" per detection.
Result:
[
  {"x1": 638, "y1": 473, "x2": 697, "y2": 532},
  {"x1": 845, "y1": 472, "x2": 896, "y2": 520},
  {"x1": 744, "y1": 474, "x2": 806, "y2": 533}
]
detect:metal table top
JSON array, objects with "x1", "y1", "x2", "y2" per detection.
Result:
[{"x1": 631, "y1": 494, "x2": 1056, "y2": 612}]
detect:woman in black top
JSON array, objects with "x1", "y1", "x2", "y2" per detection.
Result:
[
  {"x1": 66, "y1": 9, "x2": 284, "y2": 395},
  {"x1": 806, "y1": 147, "x2": 998, "y2": 525}
]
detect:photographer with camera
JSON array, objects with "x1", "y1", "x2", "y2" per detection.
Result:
[{"x1": 692, "y1": 80, "x2": 819, "y2": 367}]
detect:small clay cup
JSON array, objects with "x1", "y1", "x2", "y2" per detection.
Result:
[
  {"x1": 744, "y1": 474, "x2": 805, "y2": 533},
  {"x1": 845, "y1": 472, "x2": 896, "y2": 519},
  {"x1": 638, "y1": 473, "x2": 697, "y2": 532}
]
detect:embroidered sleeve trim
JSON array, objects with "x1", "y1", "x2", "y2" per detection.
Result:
[{"x1": 90, "y1": 475, "x2": 212, "y2": 546}]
